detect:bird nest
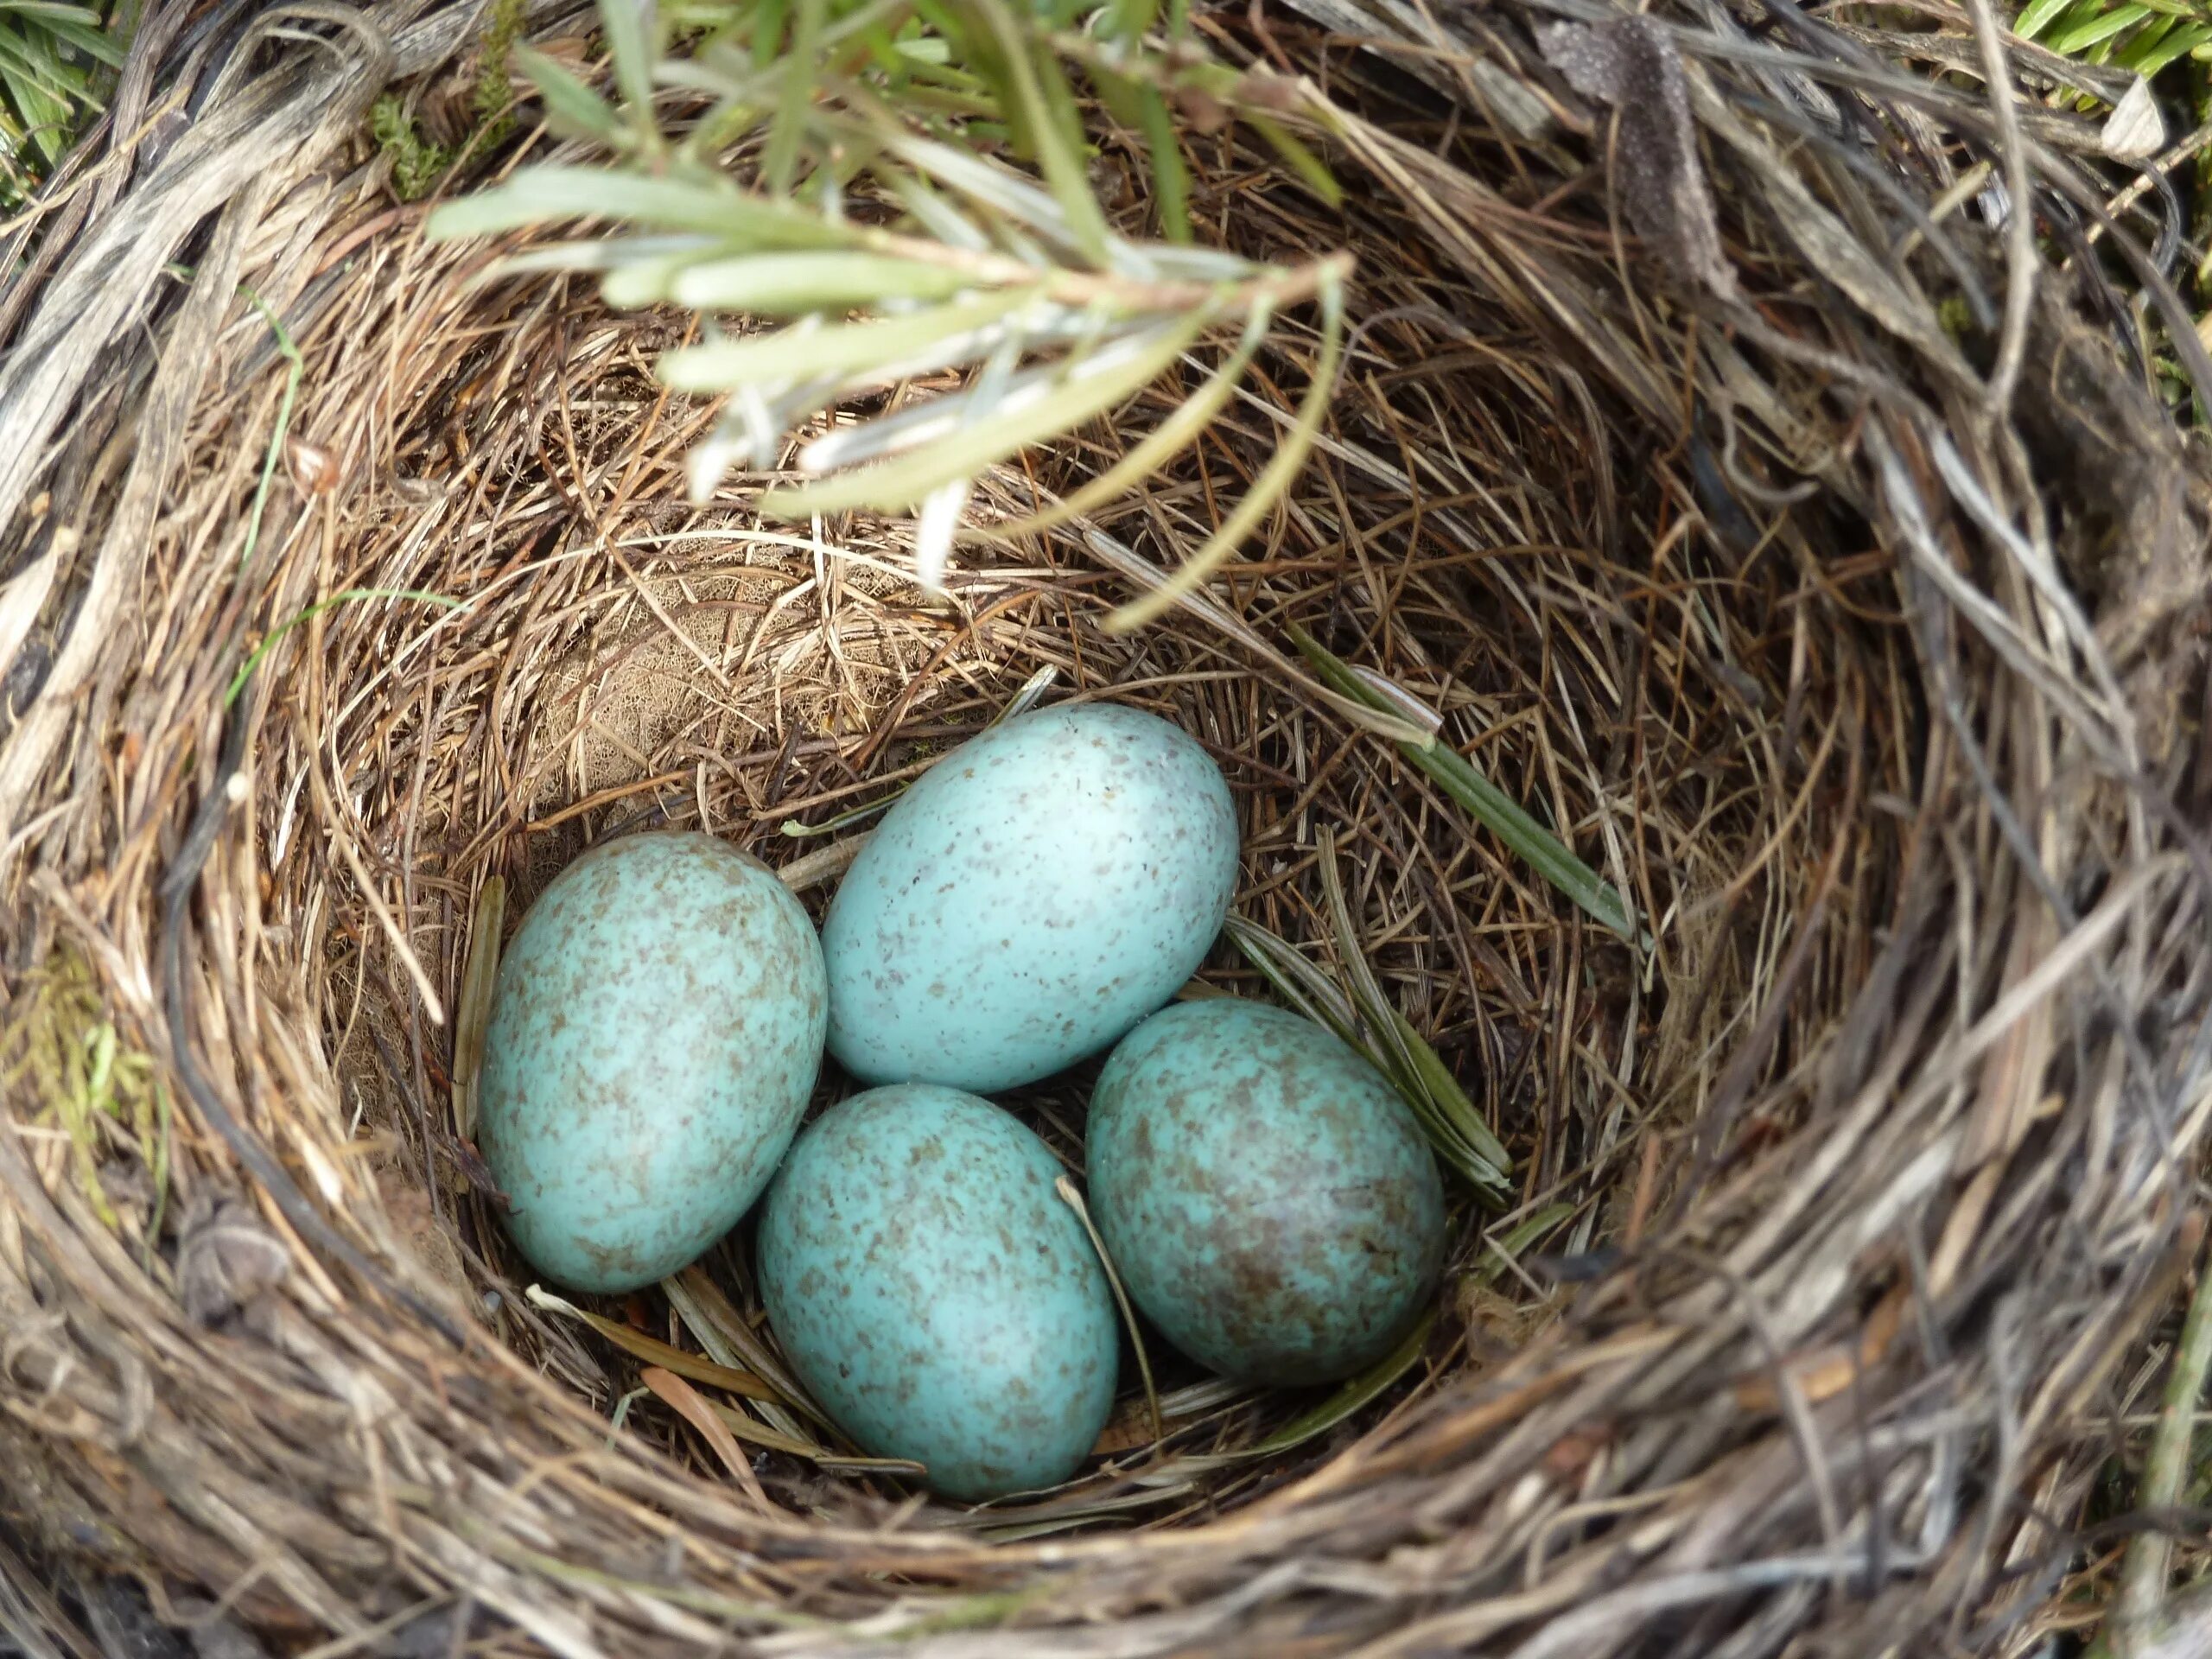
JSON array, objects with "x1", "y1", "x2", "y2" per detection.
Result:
[{"x1": 0, "y1": 0, "x2": 2208, "y2": 1654}]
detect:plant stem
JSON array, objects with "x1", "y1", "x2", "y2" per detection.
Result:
[
  {"x1": 823, "y1": 192, "x2": 1353, "y2": 312},
  {"x1": 234, "y1": 286, "x2": 302, "y2": 572},
  {"x1": 1058, "y1": 1176, "x2": 1161, "y2": 1449},
  {"x1": 2102, "y1": 1215, "x2": 2212, "y2": 1658}
]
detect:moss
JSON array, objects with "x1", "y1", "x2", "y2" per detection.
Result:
[
  {"x1": 2, "y1": 951, "x2": 169, "y2": 1246},
  {"x1": 370, "y1": 94, "x2": 455, "y2": 203},
  {"x1": 371, "y1": 0, "x2": 528, "y2": 203},
  {"x1": 471, "y1": 0, "x2": 527, "y2": 149}
]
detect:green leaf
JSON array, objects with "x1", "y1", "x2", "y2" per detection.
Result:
[
  {"x1": 598, "y1": 0, "x2": 658, "y2": 116},
  {"x1": 749, "y1": 0, "x2": 789, "y2": 65},
  {"x1": 908, "y1": 0, "x2": 974, "y2": 60},
  {"x1": 425, "y1": 164, "x2": 858, "y2": 244},
  {"x1": 493, "y1": 234, "x2": 715, "y2": 276},
  {"x1": 1224, "y1": 917, "x2": 1363, "y2": 1043},
  {"x1": 2127, "y1": 16, "x2": 2210, "y2": 71},
  {"x1": 1107, "y1": 278, "x2": 1344, "y2": 631},
  {"x1": 2014, "y1": 0, "x2": 2083, "y2": 37},
  {"x1": 1246, "y1": 112, "x2": 1340, "y2": 207},
  {"x1": 34, "y1": 12, "x2": 119, "y2": 67},
  {"x1": 601, "y1": 248, "x2": 723, "y2": 308},
  {"x1": 766, "y1": 312, "x2": 1207, "y2": 514},
  {"x1": 2121, "y1": 10, "x2": 2179, "y2": 56},
  {"x1": 1313, "y1": 833, "x2": 1511, "y2": 1196},
  {"x1": 514, "y1": 42, "x2": 621, "y2": 140},
  {"x1": 1286, "y1": 625, "x2": 1643, "y2": 945},
  {"x1": 669, "y1": 250, "x2": 981, "y2": 312},
  {"x1": 1090, "y1": 61, "x2": 1146, "y2": 130},
  {"x1": 2053, "y1": 2, "x2": 2149, "y2": 53},
  {"x1": 967, "y1": 0, "x2": 1109, "y2": 263},
  {"x1": 0, "y1": 26, "x2": 77, "y2": 108},
  {"x1": 657, "y1": 286, "x2": 1039, "y2": 390},
  {"x1": 1110, "y1": 0, "x2": 1160, "y2": 42},
  {"x1": 0, "y1": 3, "x2": 104, "y2": 22},
  {"x1": 1002, "y1": 313, "x2": 1260, "y2": 532},
  {"x1": 677, "y1": 93, "x2": 768, "y2": 162}
]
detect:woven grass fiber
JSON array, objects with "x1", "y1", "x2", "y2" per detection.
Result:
[{"x1": 0, "y1": 0, "x2": 2209, "y2": 1653}]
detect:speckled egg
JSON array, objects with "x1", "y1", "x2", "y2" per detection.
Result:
[
  {"x1": 1086, "y1": 998, "x2": 1447, "y2": 1386},
  {"x1": 478, "y1": 832, "x2": 827, "y2": 1294},
  {"x1": 758, "y1": 1084, "x2": 1118, "y2": 1501},
  {"x1": 822, "y1": 702, "x2": 1238, "y2": 1093}
]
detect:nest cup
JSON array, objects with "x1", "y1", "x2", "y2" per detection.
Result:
[{"x1": 1, "y1": 0, "x2": 2209, "y2": 1652}]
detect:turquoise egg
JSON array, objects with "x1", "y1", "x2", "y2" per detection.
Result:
[
  {"x1": 822, "y1": 702, "x2": 1238, "y2": 1093},
  {"x1": 758, "y1": 1085, "x2": 1119, "y2": 1501},
  {"x1": 478, "y1": 832, "x2": 826, "y2": 1294},
  {"x1": 1086, "y1": 999, "x2": 1447, "y2": 1386}
]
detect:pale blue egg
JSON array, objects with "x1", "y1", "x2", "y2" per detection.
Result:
[
  {"x1": 758, "y1": 1084, "x2": 1119, "y2": 1501},
  {"x1": 821, "y1": 703, "x2": 1238, "y2": 1093},
  {"x1": 478, "y1": 832, "x2": 827, "y2": 1294},
  {"x1": 1087, "y1": 998, "x2": 1447, "y2": 1385}
]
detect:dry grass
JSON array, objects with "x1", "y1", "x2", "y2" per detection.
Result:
[{"x1": 0, "y1": 0, "x2": 2206, "y2": 1654}]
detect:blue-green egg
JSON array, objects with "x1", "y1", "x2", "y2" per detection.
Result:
[
  {"x1": 758, "y1": 1085, "x2": 1119, "y2": 1501},
  {"x1": 1086, "y1": 998, "x2": 1447, "y2": 1386},
  {"x1": 822, "y1": 702, "x2": 1239, "y2": 1094},
  {"x1": 478, "y1": 832, "x2": 827, "y2": 1294}
]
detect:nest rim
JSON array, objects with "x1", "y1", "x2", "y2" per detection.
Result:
[{"x1": 0, "y1": 0, "x2": 2206, "y2": 1654}]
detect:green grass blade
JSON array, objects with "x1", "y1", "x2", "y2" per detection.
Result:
[
  {"x1": 228, "y1": 590, "x2": 462, "y2": 706},
  {"x1": 2014, "y1": 0, "x2": 2081, "y2": 39},
  {"x1": 490, "y1": 233, "x2": 715, "y2": 276},
  {"x1": 748, "y1": 0, "x2": 790, "y2": 64},
  {"x1": 969, "y1": 0, "x2": 1109, "y2": 263},
  {"x1": 1244, "y1": 1309, "x2": 1433, "y2": 1457},
  {"x1": 1287, "y1": 624, "x2": 1641, "y2": 944},
  {"x1": 1388, "y1": 1004, "x2": 1513, "y2": 1177},
  {"x1": 1224, "y1": 916, "x2": 1363, "y2": 1039},
  {"x1": 1135, "y1": 82, "x2": 1192, "y2": 243},
  {"x1": 2053, "y1": 3, "x2": 2150, "y2": 53},
  {"x1": 2126, "y1": 16, "x2": 2209, "y2": 70},
  {"x1": 1316, "y1": 836, "x2": 1509, "y2": 1198},
  {"x1": 1228, "y1": 911, "x2": 1508, "y2": 1198},
  {"x1": 0, "y1": 3, "x2": 105, "y2": 22},
  {"x1": 0, "y1": 25, "x2": 77, "y2": 107},
  {"x1": 1243, "y1": 111, "x2": 1341, "y2": 207},
  {"x1": 1110, "y1": 0, "x2": 1160, "y2": 43},
  {"x1": 35, "y1": 13, "x2": 118, "y2": 67},
  {"x1": 601, "y1": 247, "x2": 733, "y2": 307},
  {"x1": 762, "y1": 0, "x2": 821, "y2": 192},
  {"x1": 1469, "y1": 1202, "x2": 1578, "y2": 1287}
]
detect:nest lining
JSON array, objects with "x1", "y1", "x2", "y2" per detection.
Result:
[{"x1": 0, "y1": 0, "x2": 2205, "y2": 1655}]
